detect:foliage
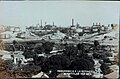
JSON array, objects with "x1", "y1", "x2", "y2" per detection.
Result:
[
  {"x1": 23, "y1": 49, "x2": 36, "y2": 58},
  {"x1": 64, "y1": 45, "x2": 78, "y2": 60},
  {"x1": 94, "y1": 40, "x2": 99, "y2": 47},
  {"x1": 69, "y1": 58, "x2": 94, "y2": 70},
  {"x1": 42, "y1": 54, "x2": 70, "y2": 73},
  {"x1": 77, "y1": 43, "x2": 85, "y2": 53},
  {"x1": 42, "y1": 41, "x2": 54, "y2": 54},
  {"x1": 33, "y1": 44, "x2": 43, "y2": 54},
  {"x1": 33, "y1": 56, "x2": 46, "y2": 66},
  {"x1": 93, "y1": 53, "x2": 106, "y2": 59}
]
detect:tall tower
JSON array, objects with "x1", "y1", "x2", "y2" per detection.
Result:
[
  {"x1": 53, "y1": 21, "x2": 54, "y2": 26},
  {"x1": 45, "y1": 22, "x2": 47, "y2": 26},
  {"x1": 76, "y1": 22, "x2": 79, "y2": 28},
  {"x1": 41, "y1": 20, "x2": 42, "y2": 26},
  {"x1": 99, "y1": 23, "x2": 101, "y2": 26},
  {"x1": 72, "y1": 18, "x2": 74, "y2": 26}
]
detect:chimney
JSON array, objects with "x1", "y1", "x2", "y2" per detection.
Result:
[
  {"x1": 72, "y1": 19, "x2": 74, "y2": 26},
  {"x1": 41, "y1": 20, "x2": 42, "y2": 26},
  {"x1": 45, "y1": 22, "x2": 47, "y2": 26},
  {"x1": 99, "y1": 23, "x2": 101, "y2": 26},
  {"x1": 53, "y1": 21, "x2": 54, "y2": 26},
  {"x1": 77, "y1": 22, "x2": 79, "y2": 27}
]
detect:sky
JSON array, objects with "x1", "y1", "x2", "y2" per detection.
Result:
[{"x1": 0, "y1": 1, "x2": 120, "y2": 30}]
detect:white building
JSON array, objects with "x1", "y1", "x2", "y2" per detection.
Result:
[
  {"x1": 41, "y1": 31, "x2": 66, "y2": 40},
  {"x1": 0, "y1": 31, "x2": 12, "y2": 39},
  {"x1": 12, "y1": 51, "x2": 27, "y2": 65},
  {"x1": 75, "y1": 28, "x2": 83, "y2": 33}
]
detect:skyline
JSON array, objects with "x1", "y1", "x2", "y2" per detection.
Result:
[{"x1": 0, "y1": 1, "x2": 120, "y2": 30}]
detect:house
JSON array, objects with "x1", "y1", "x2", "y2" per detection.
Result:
[
  {"x1": 6, "y1": 26, "x2": 21, "y2": 32},
  {"x1": 75, "y1": 27, "x2": 83, "y2": 33},
  {"x1": 0, "y1": 31, "x2": 12, "y2": 39},
  {"x1": 83, "y1": 26, "x2": 91, "y2": 33},
  {"x1": 91, "y1": 24, "x2": 100, "y2": 33},
  {"x1": 12, "y1": 51, "x2": 27, "y2": 65},
  {"x1": 43, "y1": 24, "x2": 56, "y2": 30},
  {"x1": 17, "y1": 31, "x2": 39, "y2": 39},
  {"x1": 41, "y1": 31, "x2": 66, "y2": 40},
  {"x1": 26, "y1": 26, "x2": 35, "y2": 32}
]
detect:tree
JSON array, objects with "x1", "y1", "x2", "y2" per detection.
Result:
[
  {"x1": 13, "y1": 40, "x2": 17, "y2": 45},
  {"x1": 80, "y1": 53, "x2": 94, "y2": 65},
  {"x1": 93, "y1": 53, "x2": 106, "y2": 60},
  {"x1": 77, "y1": 43, "x2": 85, "y2": 53},
  {"x1": 33, "y1": 44, "x2": 43, "y2": 54},
  {"x1": 33, "y1": 56, "x2": 46, "y2": 66},
  {"x1": 93, "y1": 40, "x2": 100, "y2": 51},
  {"x1": 69, "y1": 58, "x2": 94, "y2": 70},
  {"x1": 64, "y1": 45, "x2": 78, "y2": 60},
  {"x1": 23, "y1": 49, "x2": 36, "y2": 59},
  {"x1": 42, "y1": 42, "x2": 54, "y2": 54},
  {"x1": 42, "y1": 54, "x2": 70, "y2": 77}
]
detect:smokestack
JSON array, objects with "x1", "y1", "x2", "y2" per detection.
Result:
[
  {"x1": 93, "y1": 23, "x2": 95, "y2": 26},
  {"x1": 41, "y1": 20, "x2": 42, "y2": 26},
  {"x1": 77, "y1": 22, "x2": 79, "y2": 27},
  {"x1": 72, "y1": 19, "x2": 74, "y2": 26},
  {"x1": 99, "y1": 23, "x2": 101, "y2": 26},
  {"x1": 45, "y1": 22, "x2": 47, "y2": 26},
  {"x1": 53, "y1": 21, "x2": 54, "y2": 26}
]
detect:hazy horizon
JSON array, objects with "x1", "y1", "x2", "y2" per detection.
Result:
[{"x1": 0, "y1": 1, "x2": 120, "y2": 30}]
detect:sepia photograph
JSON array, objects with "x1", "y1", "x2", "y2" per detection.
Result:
[{"x1": 0, "y1": 1, "x2": 119, "y2": 78}]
